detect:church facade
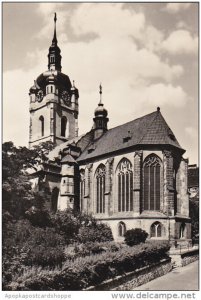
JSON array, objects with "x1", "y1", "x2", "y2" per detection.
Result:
[{"x1": 29, "y1": 15, "x2": 191, "y2": 243}]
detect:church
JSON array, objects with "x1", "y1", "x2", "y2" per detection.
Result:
[{"x1": 29, "y1": 14, "x2": 191, "y2": 242}]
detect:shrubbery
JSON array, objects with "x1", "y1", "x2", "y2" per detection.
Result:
[
  {"x1": 65, "y1": 241, "x2": 123, "y2": 260},
  {"x1": 77, "y1": 223, "x2": 113, "y2": 243},
  {"x1": 7, "y1": 242, "x2": 170, "y2": 291},
  {"x1": 124, "y1": 228, "x2": 148, "y2": 246}
]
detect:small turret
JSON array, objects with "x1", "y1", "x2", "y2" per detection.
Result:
[{"x1": 93, "y1": 84, "x2": 109, "y2": 140}]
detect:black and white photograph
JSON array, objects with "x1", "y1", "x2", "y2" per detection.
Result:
[{"x1": 2, "y1": 1, "x2": 199, "y2": 294}]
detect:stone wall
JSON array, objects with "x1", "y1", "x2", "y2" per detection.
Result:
[
  {"x1": 85, "y1": 258, "x2": 172, "y2": 291},
  {"x1": 170, "y1": 248, "x2": 198, "y2": 267}
]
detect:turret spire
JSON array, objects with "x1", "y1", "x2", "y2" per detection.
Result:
[
  {"x1": 48, "y1": 12, "x2": 62, "y2": 71},
  {"x1": 52, "y1": 12, "x2": 57, "y2": 45}
]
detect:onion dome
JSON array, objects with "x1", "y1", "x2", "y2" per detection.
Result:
[
  {"x1": 29, "y1": 80, "x2": 39, "y2": 94},
  {"x1": 94, "y1": 84, "x2": 108, "y2": 117},
  {"x1": 93, "y1": 84, "x2": 109, "y2": 139}
]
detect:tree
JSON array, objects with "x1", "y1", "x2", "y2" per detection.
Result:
[{"x1": 2, "y1": 141, "x2": 54, "y2": 219}]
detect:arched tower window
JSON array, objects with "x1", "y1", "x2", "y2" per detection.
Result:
[
  {"x1": 150, "y1": 221, "x2": 163, "y2": 238},
  {"x1": 143, "y1": 154, "x2": 161, "y2": 211},
  {"x1": 118, "y1": 221, "x2": 126, "y2": 237},
  {"x1": 80, "y1": 169, "x2": 85, "y2": 211},
  {"x1": 61, "y1": 116, "x2": 68, "y2": 137},
  {"x1": 117, "y1": 158, "x2": 133, "y2": 212},
  {"x1": 95, "y1": 164, "x2": 106, "y2": 213},
  {"x1": 39, "y1": 116, "x2": 44, "y2": 137}
]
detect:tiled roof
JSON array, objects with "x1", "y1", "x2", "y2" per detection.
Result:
[
  {"x1": 77, "y1": 109, "x2": 184, "y2": 162},
  {"x1": 48, "y1": 134, "x2": 85, "y2": 161}
]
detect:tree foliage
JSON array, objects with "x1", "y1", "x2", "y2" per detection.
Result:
[
  {"x1": 124, "y1": 228, "x2": 148, "y2": 246},
  {"x1": 2, "y1": 141, "x2": 54, "y2": 219}
]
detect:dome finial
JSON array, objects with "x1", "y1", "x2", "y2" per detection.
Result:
[{"x1": 99, "y1": 83, "x2": 102, "y2": 104}]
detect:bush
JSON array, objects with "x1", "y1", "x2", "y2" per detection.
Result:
[
  {"x1": 65, "y1": 241, "x2": 122, "y2": 260},
  {"x1": 78, "y1": 223, "x2": 113, "y2": 243},
  {"x1": 124, "y1": 228, "x2": 148, "y2": 246},
  {"x1": 22, "y1": 227, "x2": 66, "y2": 268},
  {"x1": 7, "y1": 242, "x2": 170, "y2": 291},
  {"x1": 50, "y1": 210, "x2": 80, "y2": 243}
]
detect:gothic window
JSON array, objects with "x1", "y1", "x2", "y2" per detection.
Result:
[
  {"x1": 61, "y1": 116, "x2": 68, "y2": 137},
  {"x1": 95, "y1": 164, "x2": 106, "y2": 213},
  {"x1": 143, "y1": 154, "x2": 161, "y2": 211},
  {"x1": 39, "y1": 115, "x2": 44, "y2": 137},
  {"x1": 118, "y1": 222, "x2": 126, "y2": 237},
  {"x1": 80, "y1": 169, "x2": 85, "y2": 211},
  {"x1": 51, "y1": 86, "x2": 53, "y2": 93},
  {"x1": 50, "y1": 56, "x2": 54, "y2": 63},
  {"x1": 150, "y1": 222, "x2": 163, "y2": 238},
  {"x1": 117, "y1": 158, "x2": 133, "y2": 212}
]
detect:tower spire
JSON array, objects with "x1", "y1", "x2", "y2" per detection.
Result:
[
  {"x1": 48, "y1": 12, "x2": 62, "y2": 71},
  {"x1": 52, "y1": 12, "x2": 57, "y2": 45}
]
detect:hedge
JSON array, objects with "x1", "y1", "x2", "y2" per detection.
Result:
[{"x1": 6, "y1": 241, "x2": 170, "y2": 291}]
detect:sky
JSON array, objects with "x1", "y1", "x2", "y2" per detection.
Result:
[{"x1": 2, "y1": 2, "x2": 199, "y2": 164}]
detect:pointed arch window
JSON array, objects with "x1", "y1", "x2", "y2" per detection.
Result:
[
  {"x1": 80, "y1": 169, "x2": 85, "y2": 211},
  {"x1": 143, "y1": 154, "x2": 161, "y2": 211},
  {"x1": 39, "y1": 116, "x2": 44, "y2": 137},
  {"x1": 95, "y1": 164, "x2": 106, "y2": 214},
  {"x1": 61, "y1": 116, "x2": 68, "y2": 137},
  {"x1": 117, "y1": 158, "x2": 133, "y2": 212},
  {"x1": 118, "y1": 221, "x2": 126, "y2": 237},
  {"x1": 150, "y1": 222, "x2": 163, "y2": 238}
]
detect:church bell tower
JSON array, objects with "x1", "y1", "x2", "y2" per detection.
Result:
[{"x1": 29, "y1": 13, "x2": 79, "y2": 148}]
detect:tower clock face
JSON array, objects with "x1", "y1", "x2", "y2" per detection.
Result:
[
  {"x1": 61, "y1": 91, "x2": 70, "y2": 106},
  {"x1": 37, "y1": 90, "x2": 44, "y2": 102}
]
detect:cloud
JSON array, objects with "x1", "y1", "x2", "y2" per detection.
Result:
[
  {"x1": 161, "y1": 30, "x2": 198, "y2": 55},
  {"x1": 164, "y1": 3, "x2": 191, "y2": 14},
  {"x1": 3, "y1": 3, "x2": 192, "y2": 150},
  {"x1": 185, "y1": 126, "x2": 198, "y2": 139},
  {"x1": 129, "y1": 83, "x2": 189, "y2": 109},
  {"x1": 36, "y1": 3, "x2": 69, "y2": 41}
]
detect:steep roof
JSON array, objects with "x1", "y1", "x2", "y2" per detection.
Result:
[{"x1": 77, "y1": 109, "x2": 184, "y2": 162}]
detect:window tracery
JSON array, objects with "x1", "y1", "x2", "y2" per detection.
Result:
[
  {"x1": 117, "y1": 158, "x2": 133, "y2": 212},
  {"x1": 95, "y1": 165, "x2": 106, "y2": 213},
  {"x1": 143, "y1": 154, "x2": 161, "y2": 211}
]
